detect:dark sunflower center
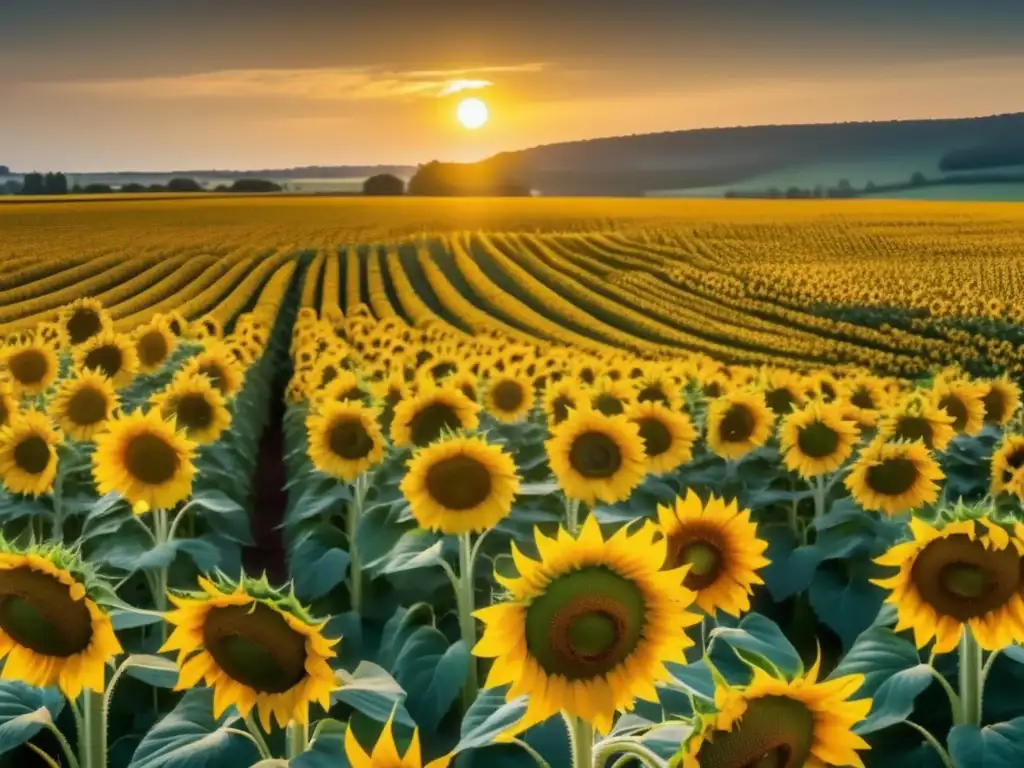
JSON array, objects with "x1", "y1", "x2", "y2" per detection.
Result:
[
  {"x1": 9, "y1": 350, "x2": 48, "y2": 385},
  {"x1": 493, "y1": 381, "x2": 525, "y2": 413},
  {"x1": 983, "y1": 388, "x2": 1007, "y2": 424},
  {"x1": 819, "y1": 382, "x2": 837, "y2": 402},
  {"x1": 568, "y1": 431, "x2": 623, "y2": 479},
  {"x1": 764, "y1": 388, "x2": 797, "y2": 416},
  {"x1": 175, "y1": 393, "x2": 215, "y2": 431},
  {"x1": 551, "y1": 396, "x2": 574, "y2": 425},
  {"x1": 594, "y1": 394, "x2": 625, "y2": 416},
  {"x1": 125, "y1": 433, "x2": 181, "y2": 485},
  {"x1": 850, "y1": 389, "x2": 876, "y2": 410},
  {"x1": 460, "y1": 384, "x2": 477, "y2": 402},
  {"x1": 694, "y1": 695, "x2": 815, "y2": 768},
  {"x1": 637, "y1": 385, "x2": 669, "y2": 405},
  {"x1": 67, "y1": 309, "x2": 102, "y2": 344},
  {"x1": 911, "y1": 533, "x2": 1022, "y2": 621},
  {"x1": 1003, "y1": 449, "x2": 1024, "y2": 484},
  {"x1": 198, "y1": 363, "x2": 225, "y2": 392},
  {"x1": 320, "y1": 367, "x2": 339, "y2": 387},
  {"x1": 425, "y1": 454, "x2": 493, "y2": 510},
  {"x1": 796, "y1": 421, "x2": 840, "y2": 459},
  {"x1": 328, "y1": 418, "x2": 374, "y2": 460},
  {"x1": 0, "y1": 567, "x2": 93, "y2": 657},
  {"x1": 68, "y1": 387, "x2": 109, "y2": 426},
  {"x1": 202, "y1": 603, "x2": 308, "y2": 694},
  {"x1": 865, "y1": 457, "x2": 919, "y2": 497},
  {"x1": 893, "y1": 417, "x2": 934, "y2": 449},
  {"x1": 637, "y1": 417, "x2": 673, "y2": 458},
  {"x1": 138, "y1": 331, "x2": 170, "y2": 366},
  {"x1": 0, "y1": 397, "x2": 8, "y2": 427},
  {"x1": 718, "y1": 405, "x2": 755, "y2": 443},
  {"x1": 168, "y1": 318, "x2": 183, "y2": 336},
  {"x1": 525, "y1": 566, "x2": 645, "y2": 681},
  {"x1": 408, "y1": 402, "x2": 462, "y2": 447},
  {"x1": 703, "y1": 382, "x2": 722, "y2": 398},
  {"x1": 14, "y1": 436, "x2": 51, "y2": 475},
  {"x1": 938, "y1": 394, "x2": 969, "y2": 431},
  {"x1": 84, "y1": 345, "x2": 123, "y2": 379},
  {"x1": 431, "y1": 362, "x2": 457, "y2": 381},
  {"x1": 339, "y1": 387, "x2": 367, "y2": 405},
  {"x1": 580, "y1": 369, "x2": 596, "y2": 385}
]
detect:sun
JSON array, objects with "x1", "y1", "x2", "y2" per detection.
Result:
[{"x1": 457, "y1": 98, "x2": 489, "y2": 130}]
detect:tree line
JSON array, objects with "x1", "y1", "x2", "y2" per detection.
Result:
[{"x1": 3, "y1": 174, "x2": 285, "y2": 196}]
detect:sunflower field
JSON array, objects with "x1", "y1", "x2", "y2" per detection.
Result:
[{"x1": 2, "y1": 197, "x2": 1024, "y2": 768}]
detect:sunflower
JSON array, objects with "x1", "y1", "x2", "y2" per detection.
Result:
[
  {"x1": 161, "y1": 576, "x2": 338, "y2": 730},
  {"x1": 135, "y1": 318, "x2": 177, "y2": 374},
  {"x1": 705, "y1": 391, "x2": 775, "y2": 461},
  {"x1": 316, "y1": 371, "x2": 371, "y2": 408},
  {"x1": 546, "y1": 407, "x2": 647, "y2": 505},
  {"x1": 1, "y1": 340, "x2": 59, "y2": 396},
  {"x1": 876, "y1": 396, "x2": 956, "y2": 453},
  {"x1": 48, "y1": 371, "x2": 119, "y2": 442},
  {"x1": 345, "y1": 708, "x2": 451, "y2": 768},
  {"x1": 845, "y1": 440, "x2": 944, "y2": 515},
  {"x1": 195, "y1": 314, "x2": 223, "y2": 340},
  {"x1": 632, "y1": 366, "x2": 684, "y2": 411},
  {"x1": 779, "y1": 401, "x2": 860, "y2": 478},
  {"x1": 0, "y1": 410, "x2": 62, "y2": 497},
  {"x1": 306, "y1": 401, "x2": 385, "y2": 482},
  {"x1": 92, "y1": 409, "x2": 197, "y2": 514},
  {"x1": 400, "y1": 435, "x2": 519, "y2": 535},
  {"x1": 73, "y1": 330, "x2": 140, "y2": 388},
  {"x1": 981, "y1": 376, "x2": 1022, "y2": 426},
  {"x1": 165, "y1": 310, "x2": 189, "y2": 338},
  {"x1": 991, "y1": 434, "x2": 1024, "y2": 498},
  {"x1": 390, "y1": 384, "x2": 480, "y2": 448},
  {"x1": 0, "y1": 381, "x2": 17, "y2": 430},
  {"x1": 474, "y1": 517, "x2": 700, "y2": 734},
  {"x1": 449, "y1": 371, "x2": 480, "y2": 404},
  {"x1": 931, "y1": 377, "x2": 987, "y2": 436},
  {"x1": 58, "y1": 297, "x2": 112, "y2": 346},
  {"x1": 873, "y1": 516, "x2": 1024, "y2": 652},
  {"x1": 180, "y1": 343, "x2": 245, "y2": 398},
  {"x1": 760, "y1": 369, "x2": 805, "y2": 417},
  {"x1": 626, "y1": 401, "x2": 696, "y2": 475},
  {"x1": 543, "y1": 379, "x2": 581, "y2": 427},
  {"x1": 485, "y1": 372, "x2": 535, "y2": 424},
  {"x1": 310, "y1": 354, "x2": 347, "y2": 392},
  {"x1": 0, "y1": 543, "x2": 123, "y2": 699},
  {"x1": 677, "y1": 655, "x2": 870, "y2": 768},
  {"x1": 837, "y1": 375, "x2": 889, "y2": 428},
  {"x1": 587, "y1": 376, "x2": 635, "y2": 417},
  {"x1": 150, "y1": 374, "x2": 232, "y2": 445}
]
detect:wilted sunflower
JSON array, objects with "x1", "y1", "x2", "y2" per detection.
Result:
[
  {"x1": 546, "y1": 407, "x2": 647, "y2": 505},
  {"x1": 587, "y1": 376, "x2": 635, "y2": 417},
  {"x1": 49, "y1": 371, "x2": 119, "y2": 442},
  {"x1": 306, "y1": 401, "x2": 385, "y2": 482},
  {"x1": 134, "y1": 318, "x2": 177, "y2": 374},
  {"x1": 58, "y1": 297, "x2": 112, "y2": 346},
  {"x1": 475, "y1": 517, "x2": 699, "y2": 733},
  {"x1": 627, "y1": 401, "x2": 696, "y2": 475},
  {"x1": 779, "y1": 401, "x2": 860, "y2": 478},
  {"x1": 390, "y1": 384, "x2": 480, "y2": 448},
  {"x1": 873, "y1": 516, "x2": 1024, "y2": 652},
  {"x1": 0, "y1": 542, "x2": 123, "y2": 699},
  {"x1": 876, "y1": 397, "x2": 955, "y2": 453},
  {"x1": 677, "y1": 656, "x2": 870, "y2": 768},
  {"x1": 2, "y1": 340, "x2": 59, "y2": 396},
  {"x1": 180, "y1": 343, "x2": 245, "y2": 398},
  {"x1": 931, "y1": 376, "x2": 987, "y2": 436},
  {"x1": 981, "y1": 376, "x2": 1022, "y2": 426},
  {"x1": 73, "y1": 330, "x2": 140, "y2": 388},
  {"x1": 543, "y1": 379, "x2": 581, "y2": 427},
  {"x1": 485, "y1": 372, "x2": 535, "y2": 424},
  {"x1": 845, "y1": 440, "x2": 944, "y2": 515},
  {"x1": 345, "y1": 708, "x2": 451, "y2": 768},
  {"x1": 0, "y1": 410, "x2": 62, "y2": 497},
  {"x1": 655, "y1": 491, "x2": 769, "y2": 617},
  {"x1": 92, "y1": 409, "x2": 197, "y2": 514},
  {"x1": 151, "y1": 374, "x2": 232, "y2": 445},
  {"x1": 400, "y1": 434, "x2": 519, "y2": 535},
  {"x1": 706, "y1": 391, "x2": 775, "y2": 461},
  {"x1": 161, "y1": 576, "x2": 338, "y2": 730},
  {"x1": 991, "y1": 434, "x2": 1024, "y2": 498}
]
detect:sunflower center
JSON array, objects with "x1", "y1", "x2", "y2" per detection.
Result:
[
  {"x1": 764, "y1": 388, "x2": 797, "y2": 416},
  {"x1": 593, "y1": 394, "x2": 625, "y2": 416},
  {"x1": 941, "y1": 563, "x2": 991, "y2": 599},
  {"x1": 568, "y1": 431, "x2": 623, "y2": 479},
  {"x1": 67, "y1": 309, "x2": 102, "y2": 344},
  {"x1": 138, "y1": 331, "x2": 170, "y2": 366},
  {"x1": 69, "y1": 387, "x2": 109, "y2": 426},
  {"x1": 938, "y1": 394, "x2": 969, "y2": 431},
  {"x1": 667, "y1": 532, "x2": 725, "y2": 590},
  {"x1": 695, "y1": 695, "x2": 815, "y2": 768},
  {"x1": 983, "y1": 388, "x2": 1007, "y2": 424},
  {"x1": 1003, "y1": 449, "x2": 1024, "y2": 484},
  {"x1": 493, "y1": 381, "x2": 525, "y2": 413},
  {"x1": 14, "y1": 436, "x2": 51, "y2": 475},
  {"x1": 85, "y1": 345, "x2": 124, "y2": 379},
  {"x1": 893, "y1": 417, "x2": 934, "y2": 449},
  {"x1": 432, "y1": 362, "x2": 457, "y2": 381},
  {"x1": 9, "y1": 350, "x2": 48, "y2": 385},
  {"x1": 719, "y1": 405, "x2": 755, "y2": 443},
  {"x1": 551, "y1": 396, "x2": 574, "y2": 425},
  {"x1": 328, "y1": 418, "x2": 374, "y2": 460},
  {"x1": 125, "y1": 433, "x2": 181, "y2": 485},
  {"x1": 0, "y1": 567, "x2": 93, "y2": 657},
  {"x1": 425, "y1": 454, "x2": 492, "y2": 510},
  {"x1": 703, "y1": 382, "x2": 722, "y2": 398},
  {"x1": 637, "y1": 417, "x2": 672, "y2": 457},
  {"x1": 911, "y1": 533, "x2": 1022, "y2": 620},
  {"x1": 0, "y1": 397, "x2": 7, "y2": 427},
  {"x1": 459, "y1": 384, "x2": 477, "y2": 402},
  {"x1": 637, "y1": 385, "x2": 668, "y2": 405},
  {"x1": 197, "y1": 363, "x2": 226, "y2": 392},
  {"x1": 796, "y1": 422, "x2": 839, "y2": 459},
  {"x1": 850, "y1": 389, "x2": 876, "y2": 410},
  {"x1": 175, "y1": 394, "x2": 215, "y2": 431},
  {"x1": 865, "y1": 457, "x2": 919, "y2": 496},
  {"x1": 525, "y1": 566, "x2": 645, "y2": 681},
  {"x1": 203, "y1": 603, "x2": 308, "y2": 694},
  {"x1": 409, "y1": 402, "x2": 462, "y2": 447},
  {"x1": 819, "y1": 382, "x2": 837, "y2": 402}
]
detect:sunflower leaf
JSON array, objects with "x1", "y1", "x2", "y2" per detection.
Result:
[
  {"x1": 949, "y1": 718, "x2": 1024, "y2": 767},
  {"x1": 331, "y1": 662, "x2": 415, "y2": 728},
  {"x1": 379, "y1": 537, "x2": 446, "y2": 575},
  {"x1": 395, "y1": 635, "x2": 469, "y2": 733},
  {"x1": 122, "y1": 654, "x2": 181, "y2": 689},
  {"x1": 0, "y1": 682, "x2": 65, "y2": 756},
  {"x1": 711, "y1": 612, "x2": 804, "y2": 680},
  {"x1": 457, "y1": 685, "x2": 531, "y2": 753}
]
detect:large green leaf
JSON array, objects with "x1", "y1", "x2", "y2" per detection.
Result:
[
  {"x1": 394, "y1": 633, "x2": 469, "y2": 733},
  {"x1": 122, "y1": 654, "x2": 182, "y2": 690},
  {"x1": 457, "y1": 686, "x2": 531, "y2": 752},
  {"x1": 290, "y1": 524, "x2": 350, "y2": 601},
  {"x1": 711, "y1": 613, "x2": 803, "y2": 679},
  {"x1": 332, "y1": 662, "x2": 415, "y2": 728},
  {"x1": 293, "y1": 719, "x2": 351, "y2": 768},
  {"x1": 0, "y1": 681, "x2": 65, "y2": 755},
  {"x1": 949, "y1": 718, "x2": 1024, "y2": 767}
]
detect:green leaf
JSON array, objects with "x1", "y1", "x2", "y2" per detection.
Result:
[
  {"x1": 290, "y1": 527, "x2": 350, "y2": 601},
  {"x1": 808, "y1": 560, "x2": 886, "y2": 650},
  {"x1": 516, "y1": 481, "x2": 559, "y2": 496},
  {"x1": 293, "y1": 718, "x2": 351, "y2": 768},
  {"x1": 395, "y1": 633, "x2": 469, "y2": 733},
  {"x1": 379, "y1": 537, "x2": 446, "y2": 575},
  {"x1": 123, "y1": 654, "x2": 181, "y2": 690},
  {"x1": 949, "y1": 718, "x2": 1024, "y2": 767},
  {"x1": 110, "y1": 607, "x2": 166, "y2": 630},
  {"x1": 0, "y1": 682, "x2": 65, "y2": 755},
  {"x1": 332, "y1": 662, "x2": 415, "y2": 728},
  {"x1": 711, "y1": 613, "x2": 803, "y2": 679},
  {"x1": 640, "y1": 723, "x2": 695, "y2": 760},
  {"x1": 457, "y1": 686, "x2": 530, "y2": 752}
]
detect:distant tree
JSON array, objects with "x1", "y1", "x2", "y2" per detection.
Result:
[
  {"x1": 363, "y1": 174, "x2": 405, "y2": 196},
  {"x1": 147, "y1": 184, "x2": 168, "y2": 192},
  {"x1": 812, "y1": 185, "x2": 824, "y2": 198},
  {"x1": 82, "y1": 183, "x2": 114, "y2": 194},
  {"x1": 910, "y1": 171, "x2": 926, "y2": 187},
  {"x1": 0, "y1": 166, "x2": 9, "y2": 176},
  {"x1": 213, "y1": 184, "x2": 229, "y2": 192},
  {"x1": 837, "y1": 179, "x2": 853, "y2": 195},
  {"x1": 20, "y1": 173, "x2": 45, "y2": 195},
  {"x1": 2, "y1": 180, "x2": 22, "y2": 195},
  {"x1": 408, "y1": 160, "x2": 530, "y2": 196},
  {"x1": 785, "y1": 186, "x2": 807, "y2": 199},
  {"x1": 42, "y1": 172, "x2": 68, "y2": 195},
  {"x1": 167, "y1": 177, "x2": 203, "y2": 192},
  {"x1": 228, "y1": 178, "x2": 283, "y2": 193},
  {"x1": 940, "y1": 145, "x2": 1024, "y2": 172},
  {"x1": 120, "y1": 183, "x2": 148, "y2": 193},
  {"x1": 865, "y1": 180, "x2": 877, "y2": 191}
]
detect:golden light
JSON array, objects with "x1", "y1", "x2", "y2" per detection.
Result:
[{"x1": 457, "y1": 98, "x2": 489, "y2": 130}]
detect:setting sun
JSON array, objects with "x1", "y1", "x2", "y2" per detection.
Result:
[{"x1": 457, "y1": 97, "x2": 489, "y2": 130}]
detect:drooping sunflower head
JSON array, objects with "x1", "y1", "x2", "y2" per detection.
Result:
[
  {"x1": 706, "y1": 391, "x2": 775, "y2": 461},
  {"x1": 992, "y1": 434, "x2": 1024, "y2": 499},
  {"x1": 845, "y1": 439, "x2": 944, "y2": 515},
  {"x1": 58, "y1": 298, "x2": 112, "y2": 346},
  {"x1": 474, "y1": 517, "x2": 700, "y2": 734},
  {"x1": 626, "y1": 400, "x2": 696, "y2": 475},
  {"x1": 655, "y1": 490, "x2": 770, "y2": 617},
  {"x1": 876, "y1": 394, "x2": 956, "y2": 453},
  {"x1": 181, "y1": 342, "x2": 246, "y2": 399},
  {"x1": 134, "y1": 317, "x2": 178, "y2": 374},
  {"x1": 0, "y1": 539, "x2": 123, "y2": 699},
  {"x1": 930, "y1": 376, "x2": 987, "y2": 435},
  {"x1": 306, "y1": 401, "x2": 385, "y2": 482},
  {"x1": 390, "y1": 384, "x2": 481, "y2": 448},
  {"x1": 0, "y1": 410, "x2": 63, "y2": 497},
  {"x1": 92, "y1": 408, "x2": 197, "y2": 514},
  {"x1": 1, "y1": 340, "x2": 59, "y2": 396},
  {"x1": 546, "y1": 407, "x2": 647, "y2": 505},
  {"x1": 873, "y1": 516, "x2": 1024, "y2": 652},
  {"x1": 485, "y1": 372, "x2": 535, "y2": 424},
  {"x1": 48, "y1": 370, "x2": 120, "y2": 442},
  {"x1": 161, "y1": 575, "x2": 338, "y2": 730},
  {"x1": 400, "y1": 434, "x2": 519, "y2": 535},
  {"x1": 73, "y1": 330, "x2": 140, "y2": 388},
  {"x1": 150, "y1": 373, "x2": 233, "y2": 445},
  {"x1": 981, "y1": 377, "x2": 1022, "y2": 426},
  {"x1": 543, "y1": 379, "x2": 581, "y2": 427},
  {"x1": 779, "y1": 401, "x2": 861, "y2": 478}
]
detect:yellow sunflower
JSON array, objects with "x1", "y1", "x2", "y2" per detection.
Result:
[
  {"x1": 632, "y1": 366, "x2": 684, "y2": 411},
  {"x1": 400, "y1": 435, "x2": 519, "y2": 535},
  {"x1": 838, "y1": 375, "x2": 891, "y2": 428},
  {"x1": 316, "y1": 371, "x2": 371, "y2": 409},
  {"x1": 390, "y1": 384, "x2": 480, "y2": 448},
  {"x1": 449, "y1": 371, "x2": 480, "y2": 404},
  {"x1": 135, "y1": 318, "x2": 177, "y2": 374},
  {"x1": 845, "y1": 440, "x2": 944, "y2": 515},
  {"x1": 758, "y1": 368, "x2": 805, "y2": 418},
  {"x1": 587, "y1": 376, "x2": 635, "y2": 417},
  {"x1": 161, "y1": 576, "x2": 338, "y2": 730},
  {"x1": 164, "y1": 310, "x2": 189, "y2": 338},
  {"x1": 0, "y1": 410, "x2": 62, "y2": 497},
  {"x1": 705, "y1": 391, "x2": 775, "y2": 461},
  {"x1": 873, "y1": 516, "x2": 1024, "y2": 652},
  {"x1": 545, "y1": 407, "x2": 647, "y2": 505},
  {"x1": 0, "y1": 545, "x2": 123, "y2": 699},
  {"x1": 73, "y1": 330, "x2": 140, "y2": 388},
  {"x1": 180, "y1": 343, "x2": 245, "y2": 398},
  {"x1": 779, "y1": 401, "x2": 860, "y2": 478},
  {"x1": 473, "y1": 516, "x2": 701, "y2": 734},
  {"x1": 0, "y1": 380, "x2": 17, "y2": 430},
  {"x1": 485, "y1": 372, "x2": 535, "y2": 424},
  {"x1": 58, "y1": 297, "x2": 112, "y2": 346},
  {"x1": 931, "y1": 377, "x2": 987, "y2": 436},
  {"x1": 876, "y1": 396, "x2": 956, "y2": 453},
  {"x1": 306, "y1": 401, "x2": 385, "y2": 482},
  {"x1": 655, "y1": 491, "x2": 769, "y2": 617},
  {"x1": 2, "y1": 340, "x2": 59, "y2": 396},
  {"x1": 92, "y1": 409, "x2": 197, "y2": 514},
  {"x1": 991, "y1": 433, "x2": 1024, "y2": 498},
  {"x1": 543, "y1": 379, "x2": 582, "y2": 427},
  {"x1": 981, "y1": 376, "x2": 1022, "y2": 427},
  {"x1": 150, "y1": 374, "x2": 233, "y2": 445},
  {"x1": 48, "y1": 371, "x2": 119, "y2": 442},
  {"x1": 626, "y1": 401, "x2": 696, "y2": 475},
  {"x1": 345, "y1": 708, "x2": 451, "y2": 768}
]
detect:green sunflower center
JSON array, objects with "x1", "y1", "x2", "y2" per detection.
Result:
[
  {"x1": 893, "y1": 417, "x2": 934, "y2": 449},
  {"x1": 637, "y1": 385, "x2": 669, "y2": 405},
  {"x1": 0, "y1": 567, "x2": 93, "y2": 657},
  {"x1": 525, "y1": 566, "x2": 645, "y2": 681},
  {"x1": 718, "y1": 405, "x2": 755, "y2": 443},
  {"x1": 865, "y1": 457, "x2": 919, "y2": 497},
  {"x1": 425, "y1": 454, "x2": 493, "y2": 510},
  {"x1": 983, "y1": 388, "x2": 1008, "y2": 424},
  {"x1": 328, "y1": 417, "x2": 374, "y2": 460},
  {"x1": 764, "y1": 388, "x2": 797, "y2": 416},
  {"x1": 493, "y1": 381, "x2": 525, "y2": 413},
  {"x1": 637, "y1": 417, "x2": 673, "y2": 458},
  {"x1": 67, "y1": 309, "x2": 102, "y2": 344},
  {"x1": 551, "y1": 396, "x2": 574, "y2": 425},
  {"x1": 668, "y1": 532, "x2": 725, "y2": 590},
  {"x1": 9, "y1": 350, "x2": 48, "y2": 385},
  {"x1": 594, "y1": 394, "x2": 625, "y2": 416},
  {"x1": 14, "y1": 436, "x2": 51, "y2": 475},
  {"x1": 203, "y1": 603, "x2": 308, "y2": 694},
  {"x1": 138, "y1": 330, "x2": 170, "y2": 367},
  {"x1": 938, "y1": 394, "x2": 969, "y2": 431},
  {"x1": 568, "y1": 431, "x2": 623, "y2": 479},
  {"x1": 409, "y1": 402, "x2": 462, "y2": 447},
  {"x1": 125, "y1": 433, "x2": 181, "y2": 486},
  {"x1": 175, "y1": 393, "x2": 215, "y2": 432},
  {"x1": 84, "y1": 345, "x2": 123, "y2": 379},
  {"x1": 796, "y1": 421, "x2": 839, "y2": 459},
  {"x1": 694, "y1": 695, "x2": 815, "y2": 768},
  {"x1": 68, "y1": 387, "x2": 109, "y2": 427}
]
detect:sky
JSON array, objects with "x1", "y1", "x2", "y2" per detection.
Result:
[{"x1": 2, "y1": 0, "x2": 1024, "y2": 172}]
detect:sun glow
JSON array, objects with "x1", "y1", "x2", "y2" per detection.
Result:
[{"x1": 457, "y1": 98, "x2": 489, "y2": 130}]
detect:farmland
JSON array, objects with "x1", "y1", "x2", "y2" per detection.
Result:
[{"x1": 0, "y1": 196, "x2": 1023, "y2": 768}]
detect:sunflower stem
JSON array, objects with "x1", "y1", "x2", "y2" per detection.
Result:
[
  {"x1": 904, "y1": 720, "x2": 955, "y2": 768},
  {"x1": 569, "y1": 716, "x2": 595, "y2": 768},
  {"x1": 44, "y1": 722, "x2": 81, "y2": 768},
  {"x1": 243, "y1": 713, "x2": 273, "y2": 760},
  {"x1": 51, "y1": 458, "x2": 66, "y2": 543},
  {"x1": 593, "y1": 738, "x2": 667, "y2": 768},
  {"x1": 80, "y1": 689, "x2": 106, "y2": 768},
  {"x1": 565, "y1": 497, "x2": 582, "y2": 535},
  {"x1": 958, "y1": 627, "x2": 983, "y2": 727},
  {"x1": 347, "y1": 473, "x2": 369, "y2": 614},
  {"x1": 151, "y1": 508, "x2": 170, "y2": 642},
  {"x1": 457, "y1": 532, "x2": 480, "y2": 711},
  {"x1": 286, "y1": 719, "x2": 308, "y2": 759},
  {"x1": 812, "y1": 475, "x2": 828, "y2": 522}
]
